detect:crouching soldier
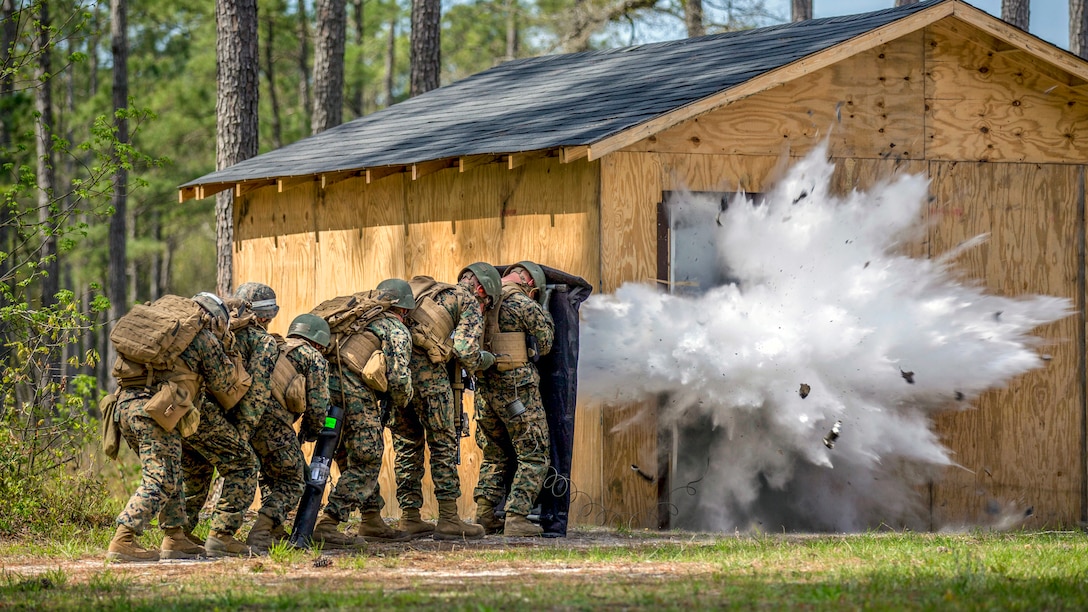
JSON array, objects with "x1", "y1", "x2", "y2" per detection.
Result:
[
  {"x1": 246, "y1": 313, "x2": 332, "y2": 550},
  {"x1": 311, "y1": 279, "x2": 416, "y2": 547},
  {"x1": 107, "y1": 293, "x2": 241, "y2": 562},
  {"x1": 391, "y1": 268, "x2": 497, "y2": 540},
  {"x1": 179, "y1": 292, "x2": 264, "y2": 557},
  {"x1": 473, "y1": 261, "x2": 554, "y2": 537}
]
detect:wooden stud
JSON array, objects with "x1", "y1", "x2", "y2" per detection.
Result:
[
  {"x1": 412, "y1": 159, "x2": 455, "y2": 180},
  {"x1": 235, "y1": 180, "x2": 276, "y2": 197},
  {"x1": 459, "y1": 154, "x2": 501, "y2": 172},
  {"x1": 321, "y1": 169, "x2": 361, "y2": 189},
  {"x1": 278, "y1": 175, "x2": 317, "y2": 193},
  {"x1": 178, "y1": 186, "x2": 198, "y2": 203},
  {"x1": 366, "y1": 166, "x2": 405, "y2": 183},
  {"x1": 587, "y1": 2, "x2": 955, "y2": 161},
  {"x1": 561, "y1": 146, "x2": 590, "y2": 164},
  {"x1": 507, "y1": 150, "x2": 551, "y2": 169}
]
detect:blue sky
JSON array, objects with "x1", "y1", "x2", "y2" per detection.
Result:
[{"x1": 769, "y1": 0, "x2": 1069, "y2": 50}]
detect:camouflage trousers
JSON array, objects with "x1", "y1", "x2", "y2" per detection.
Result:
[
  {"x1": 473, "y1": 380, "x2": 550, "y2": 516},
  {"x1": 251, "y1": 413, "x2": 306, "y2": 527},
  {"x1": 181, "y1": 400, "x2": 258, "y2": 534},
  {"x1": 390, "y1": 386, "x2": 462, "y2": 510},
  {"x1": 116, "y1": 395, "x2": 188, "y2": 533},
  {"x1": 324, "y1": 369, "x2": 385, "y2": 521}
]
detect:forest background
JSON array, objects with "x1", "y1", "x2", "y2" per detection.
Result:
[{"x1": 0, "y1": 0, "x2": 1079, "y2": 535}]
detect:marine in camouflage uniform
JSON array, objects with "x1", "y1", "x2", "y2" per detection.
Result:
[
  {"x1": 474, "y1": 272, "x2": 554, "y2": 537},
  {"x1": 110, "y1": 319, "x2": 237, "y2": 562},
  {"x1": 181, "y1": 300, "x2": 272, "y2": 556},
  {"x1": 314, "y1": 309, "x2": 414, "y2": 546},
  {"x1": 247, "y1": 335, "x2": 330, "y2": 548},
  {"x1": 392, "y1": 280, "x2": 490, "y2": 539}
]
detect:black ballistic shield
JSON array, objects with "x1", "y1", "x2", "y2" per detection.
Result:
[{"x1": 289, "y1": 404, "x2": 344, "y2": 548}]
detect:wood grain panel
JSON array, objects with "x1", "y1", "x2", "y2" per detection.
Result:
[
  {"x1": 928, "y1": 161, "x2": 1083, "y2": 528},
  {"x1": 925, "y1": 24, "x2": 1088, "y2": 164},
  {"x1": 600, "y1": 152, "x2": 661, "y2": 292},
  {"x1": 622, "y1": 31, "x2": 926, "y2": 162}
]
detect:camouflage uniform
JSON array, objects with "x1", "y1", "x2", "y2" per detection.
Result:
[
  {"x1": 324, "y1": 315, "x2": 413, "y2": 521},
  {"x1": 474, "y1": 286, "x2": 554, "y2": 517},
  {"x1": 115, "y1": 329, "x2": 236, "y2": 534},
  {"x1": 254, "y1": 341, "x2": 330, "y2": 527},
  {"x1": 392, "y1": 282, "x2": 487, "y2": 511},
  {"x1": 181, "y1": 323, "x2": 274, "y2": 534}
]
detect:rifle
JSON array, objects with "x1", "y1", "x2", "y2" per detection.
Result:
[
  {"x1": 289, "y1": 404, "x2": 344, "y2": 548},
  {"x1": 449, "y1": 360, "x2": 469, "y2": 465}
]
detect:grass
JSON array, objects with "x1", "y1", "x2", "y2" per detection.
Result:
[{"x1": 0, "y1": 528, "x2": 1086, "y2": 610}]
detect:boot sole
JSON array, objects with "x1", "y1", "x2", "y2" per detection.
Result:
[
  {"x1": 160, "y1": 549, "x2": 205, "y2": 560},
  {"x1": 433, "y1": 531, "x2": 484, "y2": 541},
  {"x1": 106, "y1": 551, "x2": 160, "y2": 563},
  {"x1": 356, "y1": 533, "x2": 413, "y2": 543},
  {"x1": 205, "y1": 548, "x2": 254, "y2": 558},
  {"x1": 402, "y1": 529, "x2": 435, "y2": 541}
]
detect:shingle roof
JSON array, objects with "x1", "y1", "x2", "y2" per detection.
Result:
[{"x1": 181, "y1": 0, "x2": 942, "y2": 188}]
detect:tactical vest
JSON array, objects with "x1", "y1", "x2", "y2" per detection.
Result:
[
  {"x1": 407, "y1": 276, "x2": 457, "y2": 364},
  {"x1": 110, "y1": 294, "x2": 206, "y2": 373},
  {"x1": 484, "y1": 284, "x2": 530, "y2": 372},
  {"x1": 270, "y1": 337, "x2": 308, "y2": 414},
  {"x1": 312, "y1": 290, "x2": 394, "y2": 388}
]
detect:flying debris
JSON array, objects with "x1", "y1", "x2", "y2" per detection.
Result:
[
  {"x1": 901, "y1": 369, "x2": 915, "y2": 384},
  {"x1": 630, "y1": 464, "x2": 654, "y2": 482},
  {"x1": 823, "y1": 420, "x2": 842, "y2": 449},
  {"x1": 955, "y1": 391, "x2": 965, "y2": 401},
  {"x1": 799, "y1": 383, "x2": 811, "y2": 399}
]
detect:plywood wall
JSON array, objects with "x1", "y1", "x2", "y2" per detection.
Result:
[{"x1": 234, "y1": 156, "x2": 601, "y2": 519}]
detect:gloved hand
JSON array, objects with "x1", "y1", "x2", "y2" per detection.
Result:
[
  {"x1": 478, "y1": 350, "x2": 496, "y2": 371},
  {"x1": 542, "y1": 285, "x2": 554, "y2": 307}
]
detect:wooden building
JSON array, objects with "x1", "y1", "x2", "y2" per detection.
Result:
[{"x1": 181, "y1": 0, "x2": 1088, "y2": 529}]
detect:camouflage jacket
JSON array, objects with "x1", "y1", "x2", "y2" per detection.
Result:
[
  {"x1": 228, "y1": 323, "x2": 280, "y2": 439},
  {"x1": 408, "y1": 283, "x2": 485, "y2": 397},
  {"x1": 369, "y1": 315, "x2": 414, "y2": 409},
  {"x1": 480, "y1": 285, "x2": 554, "y2": 389},
  {"x1": 117, "y1": 328, "x2": 235, "y2": 417},
  {"x1": 284, "y1": 341, "x2": 331, "y2": 438}
]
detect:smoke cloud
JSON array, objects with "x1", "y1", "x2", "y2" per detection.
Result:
[{"x1": 577, "y1": 144, "x2": 1072, "y2": 532}]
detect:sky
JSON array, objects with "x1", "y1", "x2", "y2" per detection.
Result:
[{"x1": 772, "y1": 0, "x2": 1070, "y2": 50}]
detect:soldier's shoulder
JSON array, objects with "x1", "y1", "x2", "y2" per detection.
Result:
[{"x1": 294, "y1": 341, "x2": 327, "y2": 363}]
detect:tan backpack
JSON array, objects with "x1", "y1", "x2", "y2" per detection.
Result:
[
  {"x1": 311, "y1": 290, "x2": 395, "y2": 388},
  {"x1": 110, "y1": 295, "x2": 207, "y2": 371},
  {"x1": 406, "y1": 276, "x2": 457, "y2": 364},
  {"x1": 270, "y1": 335, "x2": 308, "y2": 414}
]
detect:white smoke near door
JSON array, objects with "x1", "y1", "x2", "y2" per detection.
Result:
[{"x1": 577, "y1": 143, "x2": 1072, "y2": 532}]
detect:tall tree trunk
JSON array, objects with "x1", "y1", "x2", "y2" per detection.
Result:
[
  {"x1": 384, "y1": 18, "x2": 395, "y2": 106},
  {"x1": 149, "y1": 208, "x2": 161, "y2": 300},
  {"x1": 684, "y1": 0, "x2": 705, "y2": 37},
  {"x1": 35, "y1": 1, "x2": 58, "y2": 308},
  {"x1": 1002, "y1": 0, "x2": 1029, "y2": 30},
  {"x1": 264, "y1": 7, "x2": 283, "y2": 148},
  {"x1": 505, "y1": 0, "x2": 518, "y2": 60},
  {"x1": 410, "y1": 0, "x2": 440, "y2": 96},
  {"x1": 297, "y1": 0, "x2": 312, "y2": 122},
  {"x1": 107, "y1": 0, "x2": 128, "y2": 382},
  {"x1": 349, "y1": 0, "x2": 365, "y2": 117},
  {"x1": 1, "y1": 0, "x2": 16, "y2": 316},
  {"x1": 791, "y1": 0, "x2": 811, "y2": 22},
  {"x1": 1072, "y1": 0, "x2": 1088, "y2": 58},
  {"x1": 312, "y1": 0, "x2": 346, "y2": 134},
  {"x1": 216, "y1": 0, "x2": 260, "y2": 296},
  {"x1": 895, "y1": 0, "x2": 919, "y2": 6}
]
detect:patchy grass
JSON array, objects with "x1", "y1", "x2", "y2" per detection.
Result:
[{"x1": 0, "y1": 528, "x2": 1086, "y2": 610}]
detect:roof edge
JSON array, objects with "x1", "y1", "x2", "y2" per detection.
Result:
[{"x1": 586, "y1": 0, "x2": 957, "y2": 161}]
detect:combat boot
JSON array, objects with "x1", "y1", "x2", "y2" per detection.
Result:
[
  {"x1": 356, "y1": 510, "x2": 411, "y2": 542},
  {"x1": 161, "y1": 527, "x2": 205, "y2": 560},
  {"x1": 312, "y1": 512, "x2": 357, "y2": 549},
  {"x1": 245, "y1": 513, "x2": 275, "y2": 551},
  {"x1": 434, "y1": 500, "x2": 484, "y2": 541},
  {"x1": 184, "y1": 531, "x2": 205, "y2": 547},
  {"x1": 399, "y1": 507, "x2": 435, "y2": 540},
  {"x1": 474, "y1": 497, "x2": 504, "y2": 535},
  {"x1": 504, "y1": 513, "x2": 543, "y2": 537},
  {"x1": 106, "y1": 524, "x2": 160, "y2": 563},
  {"x1": 205, "y1": 531, "x2": 255, "y2": 557},
  {"x1": 269, "y1": 522, "x2": 288, "y2": 544}
]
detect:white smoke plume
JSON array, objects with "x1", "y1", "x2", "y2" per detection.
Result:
[{"x1": 578, "y1": 144, "x2": 1072, "y2": 532}]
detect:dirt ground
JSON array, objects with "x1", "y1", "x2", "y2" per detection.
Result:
[{"x1": 0, "y1": 527, "x2": 726, "y2": 587}]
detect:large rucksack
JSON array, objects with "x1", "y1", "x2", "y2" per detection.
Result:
[
  {"x1": 110, "y1": 294, "x2": 207, "y2": 371},
  {"x1": 311, "y1": 290, "x2": 395, "y2": 387},
  {"x1": 269, "y1": 334, "x2": 308, "y2": 414},
  {"x1": 406, "y1": 276, "x2": 457, "y2": 364}
]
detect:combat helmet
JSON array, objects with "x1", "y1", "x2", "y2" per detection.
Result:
[
  {"x1": 507, "y1": 261, "x2": 547, "y2": 305},
  {"x1": 458, "y1": 262, "x2": 501, "y2": 306},
  {"x1": 288, "y1": 313, "x2": 331, "y2": 348},
  {"x1": 192, "y1": 292, "x2": 229, "y2": 327},
  {"x1": 376, "y1": 278, "x2": 417, "y2": 310},
  {"x1": 235, "y1": 282, "x2": 279, "y2": 319}
]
